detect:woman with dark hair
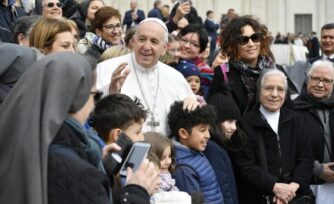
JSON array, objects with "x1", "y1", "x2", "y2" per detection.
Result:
[
  {"x1": 210, "y1": 15, "x2": 295, "y2": 114},
  {"x1": 78, "y1": 6, "x2": 124, "y2": 60}
]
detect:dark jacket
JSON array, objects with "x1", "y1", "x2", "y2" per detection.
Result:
[
  {"x1": 307, "y1": 36, "x2": 320, "y2": 59},
  {"x1": 148, "y1": 8, "x2": 163, "y2": 20},
  {"x1": 204, "y1": 140, "x2": 239, "y2": 204},
  {"x1": 123, "y1": 9, "x2": 145, "y2": 31},
  {"x1": 0, "y1": 3, "x2": 26, "y2": 43},
  {"x1": 48, "y1": 120, "x2": 150, "y2": 204},
  {"x1": 173, "y1": 141, "x2": 224, "y2": 204},
  {"x1": 294, "y1": 89, "x2": 334, "y2": 183},
  {"x1": 235, "y1": 106, "x2": 313, "y2": 204},
  {"x1": 204, "y1": 18, "x2": 219, "y2": 54},
  {"x1": 210, "y1": 63, "x2": 296, "y2": 114}
]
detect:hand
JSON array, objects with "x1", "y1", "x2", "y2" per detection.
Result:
[
  {"x1": 273, "y1": 197, "x2": 287, "y2": 204},
  {"x1": 273, "y1": 183, "x2": 296, "y2": 204},
  {"x1": 109, "y1": 62, "x2": 130, "y2": 94},
  {"x1": 183, "y1": 97, "x2": 200, "y2": 111},
  {"x1": 320, "y1": 162, "x2": 334, "y2": 183},
  {"x1": 125, "y1": 159, "x2": 160, "y2": 195},
  {"x1": 173, "y1": 2, "x2": 190, "y2": 23},
  {"x1": 102, "y1": 143, "x2": 121, "y2": 159},
  {"x1": 177, "y1": 17, "x2": 189, "y2": 29}
]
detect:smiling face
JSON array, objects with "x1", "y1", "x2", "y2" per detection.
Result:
[
  {"x1": 179, "y1": 32, "x2": 201, "y2": 60},
  {"x1": 260, "y1": 74, "x2": 286, "y2": 112},
  {"x1": 238, "y1": 25, "x2": 261, "y2": 66},
  {"x1": 179, "y1": 124, "x2": 210, "y2": 152},
  {"x1": 307, "y1": 66, "x2": 334, "y2": 100},
  {"x1": 44, "y1": 31, "x2": 75, "y2": 54},
  {"x1": 132, "y1": 21, "x2": 167, "y2": 68},
  {"x1": 320, "y1": 28, "x2": 334, "y2": 56},
  {"x1": 96, "y1": 16, "x2": 122, "y2": 45},
  {"x1": 42, "y1": 0, "x2": 63, "y2": 19}
]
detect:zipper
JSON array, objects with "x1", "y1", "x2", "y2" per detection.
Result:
[{"x1": 276, "y1": 133, "x2": 283, "y2": 177}]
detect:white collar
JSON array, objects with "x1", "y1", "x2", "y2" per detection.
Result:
[
  {"x1": 259, "y1": 105, "x2": 280, "y2": 118},
  {"x1": 323, "y1": 54, "x2": 334, "y2": 60}
]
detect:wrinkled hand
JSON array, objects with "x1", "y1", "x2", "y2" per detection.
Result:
[
  {"x1": 174, "y1": 2, "x2": 190, "y2": 23},
  {"x1": 273, "y1": 183, "x2": 297, "y2": 204},
  {"x1": 183, "y1": 97, "x2": 200, "y2": 111},
  {"x1": 320, "y1": 162, "x2": 334, "y2": 183},
  {"x1": 102, "y1": 143, "x2": 121, "y2": 159},
  {"x1": 109, "y1": 62, "x2": 130, "y2": 94},
  {"x1": 125, "y1": 159, "x2": 160, "y2": 195}
]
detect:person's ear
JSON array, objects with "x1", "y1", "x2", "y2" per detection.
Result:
[
  {"x1": 95, "y1": 28, "x2": 102, "y2": 36},
  {"x1": 178, "y1": 128, "x2": 189, "y2": 139},
  {"x1": 107, "y1": 128, "x2": 121, "y2": 143},
  {"x1": 17, "y1": 33, "x2": 26, "y2": 46}
]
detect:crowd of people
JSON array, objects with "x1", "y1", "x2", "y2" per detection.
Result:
[{"x1": 1, "y1": 0, "x2": 334, "y2": 204}]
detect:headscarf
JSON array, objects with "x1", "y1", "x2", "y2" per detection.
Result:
[
  {"x1": 0, "y1": 52, "x2": 93, "y2": 204},
  {"x1": 0, "y1": 43, "x2": 38, "y2": 104}
]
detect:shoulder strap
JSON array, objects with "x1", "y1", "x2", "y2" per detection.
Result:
[
  {"x1": 220, "y1": 63, "x2": 229, "y2": 84},
  {"x1": 49, "y1": 144, "x2": 80, "y2": 159}
]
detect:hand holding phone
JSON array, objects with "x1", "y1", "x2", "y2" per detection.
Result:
[
  {"x1": 103, "y1": 132, "x2": 133, "y2": 176},
  {"x1": 119, "y1": 142, "x2": 151, "y2": 176}
]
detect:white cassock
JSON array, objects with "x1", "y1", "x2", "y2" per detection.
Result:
[{"x1": 96, "y1": 53, "x2": 195, "y2": 136}]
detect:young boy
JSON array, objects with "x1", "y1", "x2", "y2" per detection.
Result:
[
  {"x1": 167, "y1": 101, "x2": 224, "y2": 204},
  {"x1": 90, "y1": 93, "x2": 147, "y2": 144}
]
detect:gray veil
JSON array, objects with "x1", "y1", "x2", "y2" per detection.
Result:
[
  {"x1": 0, "y1": 52, "x2": 93, "y2": 204},
  {"x1": 0, "y1": 43, "x2": 39, "y2": 104}
]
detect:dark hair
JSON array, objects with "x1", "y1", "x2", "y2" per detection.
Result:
[
  {"x1": 90, "y1": 6, "x2": 122, "y2": 32},
  {"x1": 144, "y1": 131, "x2": 176, "y2": 172},
  {"x1": 13, "y1": 15, "x2": 42, "y2": 44},
  {"x1": 179, "y1": 24, "x2": 208, "y2": 53},
  {"x1": 90, "y1": 93, "x2": 147, "y2": 141},
  {"x1": 220, "y1": 15, "x2": 271, "y2": 61},
  {"x1": 321, "y1": 23, "x2": 334, "y2": 31},
  {"x1": 206, "y1": 10, "x2": 213, "y2": 17},
  {"x1": 167, "y1": 101, "x2": 216, "y2": 139}
]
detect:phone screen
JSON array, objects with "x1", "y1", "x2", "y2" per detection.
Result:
[{"x1": 119, "y1": 142, "x2": 151, "y2": 176}]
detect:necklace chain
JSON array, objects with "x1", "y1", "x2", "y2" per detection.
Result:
[{"x1": 131, "y1": 55, "x2": 159, "y2": 116}]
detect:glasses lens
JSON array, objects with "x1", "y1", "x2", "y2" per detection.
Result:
[
  {"x1": 47, "y1": 2, "x2": 63, "y2": 7},
  {"x1": 250, "y1": 33, "x2": 261, "y2": 42},
  {"x1": 56, "y1": 2, "x2": 63, "y2": 7}
]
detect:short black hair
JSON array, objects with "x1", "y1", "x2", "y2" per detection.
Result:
[
  {"x1": 90, "y1": 94, "x2": 147, "y2": 141},
  {"x1": 321, "y1": 23, "x2": 334, "y2": 31},
  {"x1": 179, "y1": 24, "x2": 208, "y2": 53},
  {"x1": 13, "y1": 15, "x2": 42, "y2": 44},
  {"x1": 167, "y1": 101, "x2": 216, "y2": 139},
  {"x1": 206, "y1": 10, "x2": 213, "y2": 17}
]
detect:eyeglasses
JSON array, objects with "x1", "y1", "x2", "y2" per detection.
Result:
[
  {"x1": 180, "y1": 38, "x2": 200, "y2": 49},
  {"x1": 46, "y1": 2, "x2": 63, "y2": 8},
  {"x1": 91, "y1": 91, "x2": 103, "y2": 102},
  {"x1": 102, "y1": 23, "x2": 121, "y2": 31},
  {"x1": 237, "y1": 33, "x2": 262, "y2": 45},
  {"x1": 310, "y1": 76, "x2": 334, "y2": 86}
]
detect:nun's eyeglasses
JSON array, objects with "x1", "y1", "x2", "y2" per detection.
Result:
[
  {"x1": 91, "y1": 91, "x2": 103, "y2": 102},
  {"x1": 237, "y1": 33, "x2": 262, "y2": 45}
]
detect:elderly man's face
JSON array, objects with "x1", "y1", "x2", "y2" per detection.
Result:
[
  {"x1": 260, "y1": 74, "x2": 286, "y2": 112},
  {"x1": 42, "y1": 0, "x2": 63, "y2": 19},
  {"x1": 307, "y1": 66, "x2": 334, "y2": 100},
  {"x1": 132, "y1": 21, "x2": 166, "y2": 68}
]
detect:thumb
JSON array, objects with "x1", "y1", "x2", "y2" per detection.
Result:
[{"x1": 125, "y1": 167, "x2": 133, "y2": 183}]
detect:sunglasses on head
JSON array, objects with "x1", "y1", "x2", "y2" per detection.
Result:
[
  {"x1": 237, "y1": 33, "x2": 262, "y2": 45},
  {"x1": 46, "y1": 2, "x2": 63, "y2": 8}
]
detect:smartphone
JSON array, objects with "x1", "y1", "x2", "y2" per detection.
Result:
[
  {"x1": 103, "y1": 132, "x2": 133, "y2": 176},
  {"x1": 119, "y1": 142, "x2": 151, "y2": 176}
]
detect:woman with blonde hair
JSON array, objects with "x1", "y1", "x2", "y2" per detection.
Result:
[{"x1": 29, "y1": 18, "x2": 76, "y2": 54}]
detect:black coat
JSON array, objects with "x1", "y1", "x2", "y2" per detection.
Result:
[
  {"x1": 210, "y1": 63, "x2": 296, "y2": 115},
  {"x1": 48, "y1": 122, "x2": 150, "y2": 204},
  {"x1": 294, "y1": 92, "x2": 334, "y2": 167},
  {"x1": 235, "y1": 106, "x2": 313, "y2": 204}
]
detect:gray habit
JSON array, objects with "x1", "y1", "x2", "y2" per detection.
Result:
[{"x1": 0, "y1": 52, "x2": 93, "y2": 204}]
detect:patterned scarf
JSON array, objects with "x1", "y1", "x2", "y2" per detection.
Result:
[
  {"x1": 230, "y1": 56, "x2": 276, "y2": 112},
  {"x1": 92, "y1": 35, "x2": 113, "y2": 52}
]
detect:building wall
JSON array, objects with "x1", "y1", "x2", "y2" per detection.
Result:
[{"x1": 106, "y1": 0, "x2": 334, "y2": 36}]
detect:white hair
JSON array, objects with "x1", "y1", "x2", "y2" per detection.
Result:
[
  {"x1": 259, "y1": 69, "x2": 288, "y2": 91},
  {"x1": 308, "y1": 60, "x2": 334, "y2": 78}
]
